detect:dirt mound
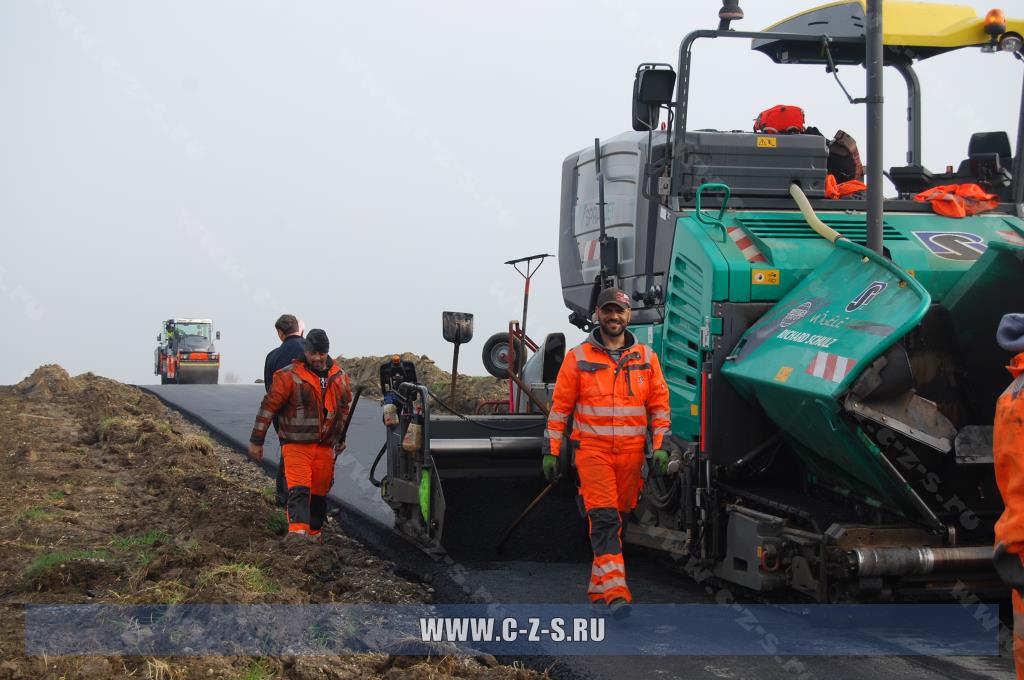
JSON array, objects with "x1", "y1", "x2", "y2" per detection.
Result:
[
  {"x1": 338, "y1": 352, "x2": 509, "y2": 414},
  {"x1": 13, "y1": 364, "x2": 75, "y2": 399},
  {"x1": 0, "y1": 365, "x2": 543, "y2": 679}
]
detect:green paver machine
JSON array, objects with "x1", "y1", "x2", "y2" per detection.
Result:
[{"x1": 380, "y1": 1, "x2": 1024, "y2": 600}]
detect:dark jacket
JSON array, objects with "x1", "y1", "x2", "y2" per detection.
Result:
[{"x1": 264, "y1": 335, "x2": 306, "y2": 391}]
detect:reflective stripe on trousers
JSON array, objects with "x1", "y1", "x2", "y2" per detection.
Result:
[{"x1": 1013, "y1": 589, "x2": 1024, "y2": 680}]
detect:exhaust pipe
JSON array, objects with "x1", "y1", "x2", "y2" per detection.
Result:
[{"x1": 853, "y1": 546, "x2": 993, "y2": 577}]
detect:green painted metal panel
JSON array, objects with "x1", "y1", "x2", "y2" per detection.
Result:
[
  {"x1": 721, "y1": 238, "x2": 931, "y2": 515},
  {"x1": 659, "y1": 216, "x2": 731, "y2": 441}
]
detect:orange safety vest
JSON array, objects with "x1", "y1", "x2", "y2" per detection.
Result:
[
  {"x1": 545, "y1": 330, "x2": 671, "y2": 457},
  {"x1": 994, "y1": 353, "x2": 1024, "y2": 557},
  {"x1": 251, "y1": 359, "x2": 352, "y2": 446},
  {"x1": 825, "y1": 174, "x2": 867, "y2": 199},
  {"x1": 914, "y1": 183, "x2": 999, "y2": 218}
]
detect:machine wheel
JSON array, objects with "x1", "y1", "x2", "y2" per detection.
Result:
[
  {"x1": 482, "y1": 332, "x2": 523, "y2": 379},
  {"x1": 160, "y1": 374, "x2": 171, "y2": 385}
]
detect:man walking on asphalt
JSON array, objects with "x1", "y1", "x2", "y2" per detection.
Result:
[
  {"x1": 992, "y1": 313, "x2": 1024, "y2": 679},
  {"x1": 249, "y1": 328, "x2": 351, "y2": 541},
  {"x1": 264, "y1": 314, "x2": 306, "y2": 507},
  {"x1": 542, "y1": 287, "x2": 672, "y2": 617}
]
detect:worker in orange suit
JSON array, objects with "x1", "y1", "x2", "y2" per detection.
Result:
[
  {"x1": 249, "y1": 328, "x2": 351, "y2": 541},
  {"x1": 543, "y1": 287, "x2": 672, "y2": 617},
  {"x1": 993, "y1": 313, "x2": 1024, "y2": 679}
]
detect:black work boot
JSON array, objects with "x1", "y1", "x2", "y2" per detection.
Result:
[{"x1": 608, "y1": 597, "x2": 632, "y2": 619}]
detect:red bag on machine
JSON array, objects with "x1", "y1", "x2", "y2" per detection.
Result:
[
  {"x1": 753, "y1": 105, "x2": 805, "y2": 134},
  {"x1": 914, "y1": 183, "x2": 999, "y2": 218}
]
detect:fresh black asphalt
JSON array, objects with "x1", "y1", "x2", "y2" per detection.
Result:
[{"x1": 141, "y1": 384, "x2": 1015, "y2": 680}]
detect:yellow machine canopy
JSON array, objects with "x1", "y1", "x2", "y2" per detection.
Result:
[{"x1": 753, "y1": 1, "x2": 1024, "y2": 63}]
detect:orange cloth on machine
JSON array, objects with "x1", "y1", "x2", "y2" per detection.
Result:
[
  {"x1": 825, "y1": 174, "x2": 867, "y2": 199},
  {"x1": 914, "y1": 183, "x2": 999, "y2": 218}
]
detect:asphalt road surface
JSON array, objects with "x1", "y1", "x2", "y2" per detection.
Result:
[{"x1": 142, "y1": 384, "x2": 1016, "y2": 680}]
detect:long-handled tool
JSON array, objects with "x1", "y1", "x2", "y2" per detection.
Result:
[
  {"x1": 495, "y1": 480, "x2": 558, "y2": 554},
  {"x1": 329, "y1": 385, "x2": 363, "y2": 491},
  {"x1": 494, "y1": 387, "x2": 557, "y2": 554}
]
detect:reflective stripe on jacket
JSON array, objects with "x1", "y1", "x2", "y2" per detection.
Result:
[
  {"x1": 544, "y1": 329, "x2": 671, "y2": 457},
  {"x1": 994, "y1": 353, "x2": 1024, "y2": 562},
  {"x1": 250, "y1": 359, "x2": 352, "y2": 446}
]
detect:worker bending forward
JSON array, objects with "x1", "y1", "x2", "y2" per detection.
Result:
[
  {"x1": 543, "y1": 287, "x2": 671, "y2": 614},
  {"x1": 249, "y1": 328, "x2": 351, "y2": 540},
  {"x1": 993, "y1": 313, "x2": 1024, "y2": 678}
]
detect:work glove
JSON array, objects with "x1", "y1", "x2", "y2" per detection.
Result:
[
  {"x1": 542, "y1": 454, "x2": 561, "y2": 483},
  {"x1": 652, "y1": 449, "x2": 670, "y2": 476}
]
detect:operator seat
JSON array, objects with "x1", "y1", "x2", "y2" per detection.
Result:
[{"x1": 956, "y1": 131, "x2": 1013, "y2": 199}]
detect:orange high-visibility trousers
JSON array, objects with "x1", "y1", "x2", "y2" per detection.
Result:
[
  {"x1": 282, "y1": 442, "x2": 335, "y2": 536},
  {"x1": 576, "y1": 446, "x2": 645, "y2": 604},
  {"x1": 1012, "y1": 590, "x2": 1024, "y2": 680}
]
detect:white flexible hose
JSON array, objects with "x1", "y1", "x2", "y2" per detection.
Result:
[{"x1": 789, "y1": 183, "x2": 844, "y2": 244}]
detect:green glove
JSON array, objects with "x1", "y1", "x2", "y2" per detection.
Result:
[
  {"x1": 542, "y1": 454, "x2": 561, "y2": 483},
  {"x1": 652, "y1": 449, "x2": 670, "y2": 475}
]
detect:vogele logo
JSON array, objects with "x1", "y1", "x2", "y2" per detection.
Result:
[{"x1": 846, "y1": 280, "x2": 888, "y2": 312}]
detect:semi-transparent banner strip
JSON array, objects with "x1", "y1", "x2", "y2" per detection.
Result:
[{"x1": 24, "y1": 603, "x2": 997, "y2": 656}]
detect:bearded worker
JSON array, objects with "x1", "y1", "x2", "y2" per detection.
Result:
[
  {"x1": 249, "y1": 328, "x2": 351, "y2": 541},
  {"x1": 542, "y1": 287, "x2": 672, "y2": 616}
]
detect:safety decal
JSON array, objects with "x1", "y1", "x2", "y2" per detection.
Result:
[
  {"x1": 845, "y1": 280, "x2": 887, "y2": 312},
  {"x1": 756, "y1": 136, "x2": 777, "y2": 148},
  {"x1": 727, "y1": 227, "x2": 768, "y2": 263},
  {"x1": 774, "y1": 366, "x2": 793, "y2": 383},
  {"x1": 751, "y1": 269, "x2": 780, "y2": 285},
  {"x1": 779, "y1": 301, "x2": 812, "y2": 328},
  {"x1": 997, "y1": 229, "x2": 1024, "y2": 247},
  {"x1": 912, "y1": 231, "x2": 987, "y2": 261},
  {"x1": 805, "y1": 351, "x2": 856, "y2": 383},
  {"x1": 578, "y1": 239, "x2": 600, "y2": 263}
]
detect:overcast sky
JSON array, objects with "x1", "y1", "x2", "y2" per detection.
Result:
[{"x1": 1, "y1": 0, "x2": 1022, "y2": 385}]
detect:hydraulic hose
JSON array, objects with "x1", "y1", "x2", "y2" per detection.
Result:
[
  {"x1": 789, "y1": 183, "x2": 844, "y2": 244},
  {"x1": 368, "y1": 443, "x2": 387, "y2": 488}
]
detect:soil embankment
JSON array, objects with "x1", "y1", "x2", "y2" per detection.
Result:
[{"x1": 0, "y1": 365, "x2": 541, "y2": 679}]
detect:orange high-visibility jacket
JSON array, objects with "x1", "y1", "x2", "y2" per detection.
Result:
[
  {"x1": 250, "y1": 359, "x2": 352, "y2": 446},
  {"x1": 545, "y1": 330, "x2": 671, "y2": 457},
  {"x1": 994, "y1": 353, "x2": 1024, "y2": 565}
]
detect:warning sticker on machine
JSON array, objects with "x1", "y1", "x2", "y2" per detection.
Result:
[
  {"x1": 756, "y1": 136, "x2": 777, "y2": 148},
  {"x1": 805, "y1": 351, "x2": 857, "y2": 383},
  {"x1": 774, "y1": 366, "x2": 793, "y2": 383},
  {"x1": 751, "y1": 269, "x2": 780, "y2": 285}
]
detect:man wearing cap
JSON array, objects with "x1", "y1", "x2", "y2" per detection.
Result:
[
  {"x1": 249, "y1": 329, "x2": 351, "y2": 540},
  {"x1": 263, "y1": 314, "x2": 306, "y2": 507},
  {"x1": 542, "y1": 287, "x2": 672, "y2": 616},
  {"x1": 992, "y1": 313, "x2": 1024, "y2": 678}
]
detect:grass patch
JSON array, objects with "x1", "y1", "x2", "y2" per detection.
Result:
[
  {"x1": 236, "y1": 659, "x2": 274, "y2": 680},
  {"x1": 47, "y1": 490, "x2": 65, "y2": 501},
  {"x1": 19, "y1": 506, "x2": 52, "y2": 522},
  {"x1": 266, "y1": 510, "x2": 287, "y2": 535},
  {"x1": 25, "y1": 549, "x2": 111, "y2": 577},
  {"x1": 97, "y1": 413, "x2": 139, "y2": 440},
  {"x1": 111, "y1": 529, "x2": 170, "y2": 550},
  {"x1": 137, "y1": 579, "x2": 190, "y2": 605},
  {"x1": 198, "y1": 563, "x2": 279, "y2": 595},
  {"x1": 182, "y1": 433, "x2": 213, "y2": 454},
  {"x1": 260, "y1": 486, "x2": 276, "y2": 504}
]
